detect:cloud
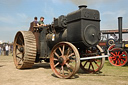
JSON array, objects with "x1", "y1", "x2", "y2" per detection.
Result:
[
  {"x1": 17, "y1": 13, "x2": 27, "y2": 18},
  {"x1": 101, "y1": 10, "x2": 127, "y2": 30},
  {"x1": 56, "y1": 0, "x2": 120, "y2": 5},
  {"x1": 102, "y1": 10, "x2": 127, "y2": 17},
  {"x1": 0, "y1": 15, "x2": 15, "y2": 24},
  {"x1": 0, "y1": 13, "x2": 30, "y2": 24},
  {"x1": 51, "y1": 0, "x2": 62, "y2": 4},
  {"x1": 0, "y1": 12, "x2": 30, "y2": 42},
  {"x1": 0, "y1": 0, "x2": 23, "y2": 7}
]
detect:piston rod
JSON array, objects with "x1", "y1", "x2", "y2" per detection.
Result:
[{"x1": 80, "y1": 55, "x2": 109, "y2": 60}]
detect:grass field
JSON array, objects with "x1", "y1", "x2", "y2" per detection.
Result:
[{"x1": 0, "y1": 55, "x2": 128, "y2": 85}]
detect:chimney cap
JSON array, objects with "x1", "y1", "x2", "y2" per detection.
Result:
[{"x1": 79, "y1": 5, "x2": 87, "y2": 9}]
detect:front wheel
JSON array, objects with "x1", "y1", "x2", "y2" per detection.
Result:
[
  {"x1": 50, "y1": 42, "x2": 80, "y2": 78},
  {"x1": 108, "y1": 45, "x2": 128, "y2": 66}
]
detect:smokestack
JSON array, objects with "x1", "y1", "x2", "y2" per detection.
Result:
[{"x1": 118, "y1": 17, "x2": 123, "y2": 43}]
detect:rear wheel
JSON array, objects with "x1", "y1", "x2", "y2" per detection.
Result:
[
  {"x1": 50, "y1": 42, "x2": 80, "y2": 78},
  {"x1": 13, "y1": 31, "x2": 36, "y2": 69}
]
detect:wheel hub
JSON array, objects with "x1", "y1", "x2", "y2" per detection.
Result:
[
  {"x1": 116, "y1": 56, "x2": 119, "y2": 59},
  {"x1": 58, "y1": 57, "x2": 64, "y2": 64},
  {"x1": 58, "y1": 56, "x2": 67, "y2": 65},
  {"x1": 19, "y1": 47, "x2": 24, "y2": 52}
]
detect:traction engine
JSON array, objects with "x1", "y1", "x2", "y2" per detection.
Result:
[{"x1": 13, "y1": 5, "x2": 107, "y2": 78}]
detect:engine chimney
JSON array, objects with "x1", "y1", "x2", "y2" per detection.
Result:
[{"x1": 118, "y1": 17, "x2": 123, "y2": 43}]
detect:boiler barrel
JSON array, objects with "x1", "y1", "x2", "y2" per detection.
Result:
[{"x1": 46, "y1": 29, "x2": 67, "y2": 48}]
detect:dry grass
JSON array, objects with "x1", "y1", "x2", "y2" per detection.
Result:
[{"x1": 0, "y1": 55, "x2": 128, "y2": 85}]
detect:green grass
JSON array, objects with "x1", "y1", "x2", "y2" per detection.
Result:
[{"x1": 101, "y1": 60, "x2": 128, "y2": 77}]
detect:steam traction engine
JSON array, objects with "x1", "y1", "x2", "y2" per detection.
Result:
[
  {"x1": 107, "y1": 17, "x2": 128, "y2": 66},
  {"x1": 13, "y1": 5, "x2": 106, "y2": 78}
]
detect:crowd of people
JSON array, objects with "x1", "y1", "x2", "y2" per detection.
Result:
[{"x1": 0, "y1": 44, "x2": 13, "y2": 56}]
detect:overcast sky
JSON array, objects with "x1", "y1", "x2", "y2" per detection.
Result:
[{"x1": 0, "y1": 0, "x2": 128, "y2": 42}]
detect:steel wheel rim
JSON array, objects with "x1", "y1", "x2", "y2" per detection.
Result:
[
  {"x1": 108, "y1": 47, "x2": 128, "y2": 66},
  {"x1": 80, "y1": 45, "x2": 105, "y2": 73},
  {"x1": 13, "y1": 32, "x2": 25, "y2": 68},
  {"x1": 50, "y1": 42, "x2": 80, "y2": 78}
]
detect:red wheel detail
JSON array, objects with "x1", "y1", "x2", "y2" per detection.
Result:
[
  {"x1": 80, "y1": 45, "x2": 105, "y2": 73},
  {"x1": 108, "y1": 46, "x2": 128, "y2": 66},
  {"x1": 108, "y1": 44, "x2": 115, "y2": 51}
]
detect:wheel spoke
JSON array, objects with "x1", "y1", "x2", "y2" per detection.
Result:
[
  {"x1": 115, "y1": 60, "x2": 118, "y2": 65},
  {"x1": 62, "y1": 45, "x2": 65, "y2": 56},
  {"x1": 18, "y1": 59, "x2": 23, "y2": 65},
  {"x1": 118, "y1": 51, "x2": 120, "y2": 55},
  {"x1": 68, "y1": 53, "x2": 75, "y2": 58},
  {"x1": 54, "y1": 62, "x2": 60, "y2": 68},
  {"x1": 69, "y1": 59, "x2": 75, "y2": 62},
  {"x1": 121, "y1": 59, "x2": 125, "y2": 62},
  {"x1": 111, "y1": 52, "x2": 116, "y2": 56},
  {"x1": 83, "y1": 61, "x2": 88, "y2": 67},
  {"x1": 19, "y1": 36, "x2": 23, "y2": 44},
  {"x1": 54, "y1": 52, "x2": 60, "y2": 58},
  {"x1": 54, "y1": 58, "x2": 58, "y2": 61},
  {"x1": 66, "y1": 47, "x2": 71, "y2": 56},
  {"x1": 61, "y1": 66, "x2": 64, "y2": 76},
  {"x1": 91, "y1": 63, "x2": 94, "y2": 70},
  {"x1": 65, "y1": 63, "x2": 74, "y2": 70},
  {"x1": 111, "y1": 57, "x2": 116, "y2": 61},
  {"x1": 59, "y1": 47, "x2": 63, "y2": 55},
  {"x1": 118, "y1": 59, "x2": 121, "y2": 64},
  {"x1": 16, "y1": 52, "x2": 22, "y2": 56},
  {"x1": 120, "y1": 52, "x2": 124, "y2": 56},
  {"x1": 115, "y1": 52, "x2": 117, "y2": 55},
  {"x1": 88, "y1": 62, "x2": 91, "y2": 70},
  {"x1": 110, "y1": 56, "x2": 116, "y2": 59},
  {"x1": 94, "y1": 61, "x2": 100, "y2": 67},
  {"x1": 16, "y1": 43, "x2": 22, "y2": 48},
  {"x1": 16, "y1": 56, "x2": 22, "y2": 59},
  {"x1": 120, "y1": 56, "x2": 126, "y2": 58}
]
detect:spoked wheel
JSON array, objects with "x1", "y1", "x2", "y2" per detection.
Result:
[
  {"x1": 13, "y1": 31, "x2": 36, "y2": 69},
  {"x1": 80, "y1": 45, "x2": 105, "y2": 73},
  {"x1": 50, "y1": 42, "x2": 80, "y2": 78},
  {"x1": 108, "y1": 45, "x2": 128, "y2": 66}
]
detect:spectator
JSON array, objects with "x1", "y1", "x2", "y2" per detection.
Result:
[
  {"x1": 8, "y1": 45, "x2": 10, "y2": 54},
  {"x1": 3, "y1": 46, "x2": 6, "y2": 56},
  {"x1": 109, "y1": 34, "x2": 115, "y2": 39},
  {"x1": 109, "y1": 34, "x2": 118, "y2": 41},
  {"x1": 5, "y1": 45, "x2": 9, "y2": 56},
  {"x1": 0, "y1": 46, "x2": 1, "y2": 56}
]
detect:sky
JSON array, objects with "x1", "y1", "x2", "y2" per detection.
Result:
[{"x1": 0, "y1": 0, "x2": 128, "y2": 42}]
